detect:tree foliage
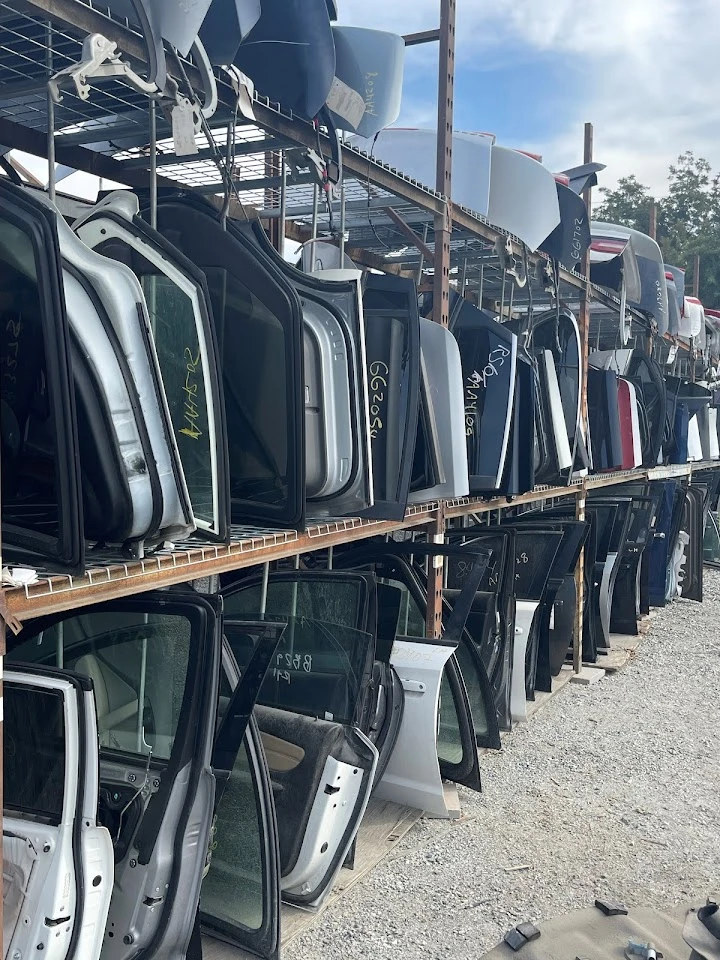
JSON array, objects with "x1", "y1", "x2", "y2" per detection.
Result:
[{"x1": 594, "y1": 151, "x2": 720, "y2": 306}]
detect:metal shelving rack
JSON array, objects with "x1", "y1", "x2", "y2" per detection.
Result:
[{"x1": 0, "y1": 0, "x2": 717, "y2": 937}]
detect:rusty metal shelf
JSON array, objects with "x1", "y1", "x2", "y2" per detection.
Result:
[{"x1": 6, "y1": 462, "x2": 718, "y2": 623}]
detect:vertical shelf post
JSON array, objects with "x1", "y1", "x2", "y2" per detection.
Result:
[
  {"x1": 573, "y1": 121, "x2": 594, "y2": 674},
  {"x1": 426, "y1": 0, "x2": 456, "y2": 638}
]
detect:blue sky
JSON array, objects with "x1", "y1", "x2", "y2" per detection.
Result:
[{"x1": 339, "y1": 0, "x2": 720, "y2": 198}]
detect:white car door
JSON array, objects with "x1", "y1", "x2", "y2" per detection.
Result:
[{"x1": 4, "y1": 666, "x2": 113, "y2": 960}]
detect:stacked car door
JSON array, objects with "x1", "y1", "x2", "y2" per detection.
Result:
[
  {"x1": 152, "y1": 194, "x2": 305, "y2": 529},
  {"x1": 357, "y1": 273, "x2": 421, "y2": 519},
  {"x1": 4, "y1": 666, "x2": 113, "y2": 960},
  {"x1": 501, "y1": 517, "x2": 589, "y2": 693},
  {"x1": 239, "y1": 221, "x2": 375, "y2": 518}
]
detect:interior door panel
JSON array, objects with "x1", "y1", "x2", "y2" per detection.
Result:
[{"x1": 252, "y1": 705, "x2": 377, "y2": 908}]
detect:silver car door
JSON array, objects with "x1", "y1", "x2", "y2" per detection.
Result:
[
  {"x1": 38, "y1": 193, "x2": 194, "y2": 544},
  {"x1": 74, "y1": 192, "x2": 230, "y2": 540},
  {"x1": 4, "y1": 666, "x2": 113, "y2": 960},
  {"x1": 408, "y1": 317, "x2": 469, "y2": 502}
]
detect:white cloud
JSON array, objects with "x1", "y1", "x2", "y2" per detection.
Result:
[{"x1": 338, "y1": 0, "x2": 720, "y2": 195}]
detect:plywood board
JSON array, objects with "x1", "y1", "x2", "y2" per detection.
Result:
[{"x1": 280, "y1": 798, "x2": 421, "y2": 946}]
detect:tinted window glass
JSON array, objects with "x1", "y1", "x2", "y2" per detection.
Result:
[
  {"x1": 5, "y1": 684, "x2": 65, "y2": 824},
  {"x1": 446, "y1": 538, "x2": 504, "y2": 592},
  {"x1": 453, "y1": 640, "x2": 490, "y2": 740},
  {"x1": 201, "y1": 735, "x2": 265, "y2": 932},
  {"x1": 226, "y1": 617, "x2": 371, "y2": 725},
  {"x1": 376, "y1": 576, "x2": 426, "y2": 637},
  {"x1": 96, "y1": 237, "x2": 215, "y2": 525},
  {"x1": 9, "y1": 611, "x2": 192, "y2": 761},
  {"x1": 0, "y1": 217, "x2": 59, "y2": 538},
  {"x1": 437, "y1": 670, "x2": 463, "y2": 764},
  {"x1": 225, "y1": 579, "x2": 362, "y2": 628},
  {"x1": 512, "y1": 532, "x2": 562, "y2": 599},
  {"x1": 206, "y1": 268, "x2": 288, "y2": 506}
]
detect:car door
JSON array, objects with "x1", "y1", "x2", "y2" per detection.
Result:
[
  {"x1": 7, "y1": 591, "x2": 282, "y2": 959},
  {"x1": 4, "y1": 665, "x2": 113, "y2": 960},
  {"x1": 0, "y1": 179, "x2": 83, "y2": 570},
  {"x1": 500, "y1": 527, "x2": 563, "y2": 721},
  {"x1": 357, "y1": 272, "x2": 421, "y2": 520},
  {"x1": 407, "y1": 317, "x2": 469, "y2": 502},
  {"x1": 502, "y1": 349, "x2": 536, "y2": 495},
  {"x1": 221, "y1": 573, "x2": 379, "y2": 909},
  {"x1": 448, "y1": 294, "x2": 517, "y2": 493},
  {"x1": 220, "y1": 570, "x2": 377, "y2": 728},
  {"x1": 367, "y1": 544, "x2": 492, "y2": 816},
  {"x1": 681, "y1": 486, "x2": 705, "y2": 601},
  {"x1": 502, "y1": 518, "x2": 589, "y2": 693},
  {"x1": 338, "y1": 542, "x2": 500, "y2": 786},
  {"x1": 240, "y1": 222, "x2": 374, "y2": 517},
  {"x1": 151, "y1": 194, "x2": 305, "y2": 530},
  {"x1": 74, "y1": 191, "x2": 230, "y2": 541},
  {"x1": 588, "y1": 496, "x2": 633, "y2": 648},
  {"x1": 222, "y1": 566, "x2": 403, "y2": 782},
  {"x1": 444, "y1": 529, "x2": 516, "y2": 731}
]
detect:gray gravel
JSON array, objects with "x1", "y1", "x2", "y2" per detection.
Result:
[{"x1": 287, "y1": 569, "x2": 720, "y2": 960}]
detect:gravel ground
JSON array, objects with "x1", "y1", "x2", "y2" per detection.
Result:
[{"x1": 287, "y1": 569, "x2": 720, "y2": 960}]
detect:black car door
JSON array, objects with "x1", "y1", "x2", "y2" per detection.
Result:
[
  {"x1": 445, "y1": 529, "x2": 516, "y2": 731},
  {"x1": 151, "y1": 194, "x2": 305, "y2": 530},
  {"x1": 0, "y1": 179, "x2": 83, "y2": 569},
  {"x1": 358, "y1": 272, "x2": 421, "y2": 520},
  {"x1": 221, "y1": 571, "x2": 379, "y2": 909},
  {"x1": 241, "y1": 220, "x2": 374, "y2": 518},
  {"x1": 501, "y1": 518, "x2": 588, "y2": 694},
  {"x1": 449, "y1": 293, "x2": 517, "y2": 493}
]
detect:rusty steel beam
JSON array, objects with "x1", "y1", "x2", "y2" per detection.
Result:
[
  {"x1": 573, "y1": 120, "x2": 594, "y2": 676},
  {"x1": 403, "y1": 28, "x2": 441, "y2": 46},
  {"x1": 6, "y1": 510, "x2": 437, "y2": 623},
  {"x1": 384, "y1": 205, "x2": 435, "y2": 261},
  {"x1": 432, "y1": 0, "x2": 455, "y2": 330}
]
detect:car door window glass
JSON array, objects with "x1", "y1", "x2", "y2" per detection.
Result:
[
  {"x1": 206, "y1": 268, "x2": 289, "y2": 507},
  {"x1": 9, "y1": 611, "x2": 192, "y2": 761},
  {"x1": 95, "y1": 237, "x2": 216, "y2": 528},
  {"x1": 226, "y1": 617, "x2": 371, "y2": 725},
  {"x1": 437, "y1": 670, "x2": 463, "y2": 764},
  {"x1": 376, "y1": 576, "x2": 426, "y2": 636},
  {"x1": 5, "y1": 684, "x2": 65, "y2": 824},
  {"x1": 0, "y1": 216, "x2": 60, "y2": 540},
  {"x1": 225, "y1": 578, "x2": 363, "y2": 627},
  {"x1": 202, "y1": 734, "x2": 265, "y2": 932}
]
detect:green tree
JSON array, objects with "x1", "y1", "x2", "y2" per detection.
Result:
[{"x1": 594, "y1": 152, "x2": 720, "y2": 306}]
